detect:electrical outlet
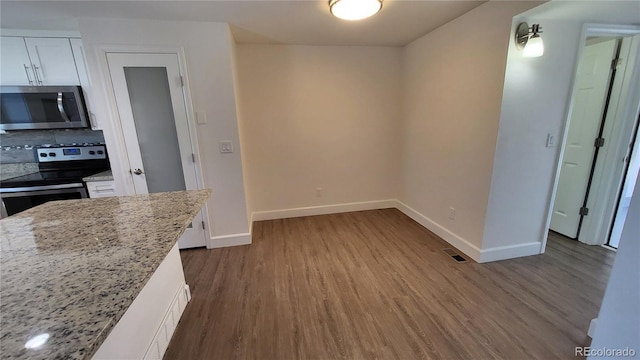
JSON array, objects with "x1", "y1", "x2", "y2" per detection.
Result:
[
  {"x1": 219, "y1": 141, "x2": 233, "y2": 154},
  {"x1": 448, "y1": 207, "x2": 456, "y2": 220},
  {"x1": 196, "y1": 111, "x2": 207, "y2": 125},
  {"x1": 316, "y1": 187, "x2": 323, "y2": 197}
]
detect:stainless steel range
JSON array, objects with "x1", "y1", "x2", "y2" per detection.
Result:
[{"x1": 0, "y1": 144, "x2": 109, "y2": 217}]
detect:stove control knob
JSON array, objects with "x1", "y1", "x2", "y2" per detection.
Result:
[
  {"x1": 49, "y1": 152, "x2": 56, "y2": 157},
  {"x1": 97, "y1": 150, "x2": 104, "y2": 155},
  {"x1": 89, "y1": 151, "x2": 96, "y2": 155},
  {"x1": 39, "y1": 153, "x2": 47, "y2": 157}
]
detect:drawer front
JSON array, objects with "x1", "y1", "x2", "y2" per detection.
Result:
[{"x1": 86, "y1": 180, "x2": 116, "y2": 198}]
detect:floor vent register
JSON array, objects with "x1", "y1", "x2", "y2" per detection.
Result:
[{"x1": 442, "y1": 248, "x2": 468, "y2": 263}]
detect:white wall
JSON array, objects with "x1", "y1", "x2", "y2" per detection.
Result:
[
  {"x1": 235, "y1": 45, "x2": 402, "y2": 215},
  {"x1": 588, "y1": 170, "x2": 640, "y2": 358},
  {"x1": 78, "y1": 18, "x2": 250, "y2": 242},
  {"x1": 482, "y1": 19, "x2": 583, "y2": 257},
  {"x1": 483, "y1": 1, "x2": 640, "y2": 261},
  {"x1": 399, "y1": 1, "x2": 541, "y2": 260}
]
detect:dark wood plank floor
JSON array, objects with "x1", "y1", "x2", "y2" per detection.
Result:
[{"x1": 164, "y1": 209, "x2": 616, "y2": 360}]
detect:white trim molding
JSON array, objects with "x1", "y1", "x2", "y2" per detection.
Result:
[
  {"x1": 478, "y1": 242, "x2": 541, "y2": 263},
  {"x1": 588, "y1": 318, "x2": 598, "y2": 338},
  {"x1": 251, "y1": 199, "x2": 397, "y2": 222},
  {"x1": 394, "y1": 201, "x2": 483, "y2": 262},
  {"x1": 208, "y1": 232, "x2": 252, "y2": 249}
]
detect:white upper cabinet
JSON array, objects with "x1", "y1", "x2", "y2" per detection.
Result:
[
  {"x1": 24, "y1": 37, "x2": 80, "y2": 85},
  {"x1": 0, "y1": 37, "x2": 34, "y2": 85},
  {"x1": 1, "y1": 36, "x2": 80, "y2": 86},
  {"x1": 70, "y1": 38, "x2": 100, "y2": 129}
]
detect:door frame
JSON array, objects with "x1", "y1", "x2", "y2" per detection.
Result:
[
  {"x1": 542, "y1": 24, "x2": 640, "y2": 251},
  {"x1": 94, "y1": 45, "x2": 212, "y2": 243}
]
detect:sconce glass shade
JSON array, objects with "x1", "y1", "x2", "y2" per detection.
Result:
[
  {"x1": 523, "y1": 34, "x2": 544, "y2": 58},
  {"x1": 329, "y1": 0, "x2": 382, "y2": 20}
]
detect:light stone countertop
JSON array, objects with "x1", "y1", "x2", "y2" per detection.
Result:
[
  {"x1": 82, "y1": 170, "x2": 113, "y2": 182},
  {"x1": 0, "y1": 163, "x2": 39, "y2": 181},
  {"x1": 0, "y1": 190, "x2": 211, "y2": 359}
]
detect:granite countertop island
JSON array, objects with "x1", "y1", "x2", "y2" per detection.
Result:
[
  {"x1": 82, "y1": 170, "x2": 114, "y2": 182},
  {"x1": 0, "y1": 190, "x2": 210, "y2": 359}
]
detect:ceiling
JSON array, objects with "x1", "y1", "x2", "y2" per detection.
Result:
[{"x1": 0, "y1": 0, "x2": 487, "y2": 46}]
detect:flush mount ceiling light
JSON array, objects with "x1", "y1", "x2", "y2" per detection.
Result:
[
  {"x1": 329, "y1": 0, "x2": 383, "y2": 21},
  {"x1": 515, "y1": 22, "x2": 544, "y2": 58}
]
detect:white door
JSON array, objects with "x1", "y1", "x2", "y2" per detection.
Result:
[
  {"x1": 551, "y1": 39, "x2": 618, "y2": 238},
  {"x1": 0, "y1": 37, "x2": 34, "y2": 85},
  {"x1": 24, "y1": 37, "x2": 79, "y2": 85},
  {"x1": 106, "y1": 52, "x2": 207, "y2": 249}
]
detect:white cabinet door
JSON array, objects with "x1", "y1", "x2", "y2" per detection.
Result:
[
  {"x1": 24, "y1": 37, "x2": 80, "y2": 85},
  {"x1": 0, "y1": 37, "x2": 35, "y2": 85},
  {"x1": 70, "y1": 38, "x2": 100, "y2": 129}
]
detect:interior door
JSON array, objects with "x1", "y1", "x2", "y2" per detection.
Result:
[
  {"x1": 106, "y1": 52, "x2": 206, "y2": 249},
  {"x1": 550, "y1": 39, "x2": 618, "y2": 238}
]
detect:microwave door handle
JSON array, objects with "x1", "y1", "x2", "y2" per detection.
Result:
[{"x1": 57, "y1": 92, "x2": 72, "y2": 123}]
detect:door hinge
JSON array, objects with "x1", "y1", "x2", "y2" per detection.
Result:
[
  {"x1": 179, "y1": 76, "x2": 184, "y2": 87},
  {"x1": 191, "y1": 153, "x2": 196, "y2": 163},
  {"x1": 201, "y1": 221, "x2": 206, "y2": 230},
  {"x1": 579, "y1": 207, "x2": 589, "y2": 216},
  {"x1": 611, "y1": 58, "x2": 622, "y2": 70},
  {"x1": 594, "y1": 137, "x2": 605, "y2": 148}
]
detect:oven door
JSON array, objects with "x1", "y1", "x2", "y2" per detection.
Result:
[{"x1": 0, "y1": 183, "x2": 87, "y2": 217}]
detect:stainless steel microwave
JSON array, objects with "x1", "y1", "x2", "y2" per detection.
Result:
[{"x1": 0, "y1": 86, "x2": 89, "y2": 130}]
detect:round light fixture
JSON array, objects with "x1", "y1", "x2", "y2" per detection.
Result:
[{"x1": 329, "y1": 0, "x2": 383, "y2": 21}]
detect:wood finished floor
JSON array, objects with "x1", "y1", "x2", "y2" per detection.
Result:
[{"x1": 164, "y1": 209, "x2": 616, "y2": 360}]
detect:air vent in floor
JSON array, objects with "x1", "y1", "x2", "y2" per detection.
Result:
[{"x1": 442, "y1": 248, "x2": 467, "y2": 263}]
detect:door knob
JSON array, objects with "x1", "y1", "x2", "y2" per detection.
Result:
[{"x1": 132, "y1": 168, "x2": 143, "y2": 175}]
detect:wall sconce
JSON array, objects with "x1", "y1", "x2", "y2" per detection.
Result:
[
  {"x1": 329, "y1": 0, "x2": 383, "y2": 21},
  {"x1": 515, "y1": 22, "x2": 544, "y2": 58}
]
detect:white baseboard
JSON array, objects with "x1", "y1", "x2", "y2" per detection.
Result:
[
  {"x1": 245, "y1": 199, "x2": 541, "y2": 263},
  {"x1": 395, "y1": 200, "x2": 483, "y2": 262},
  {"x1": 588, "y1": 318, "x2": 598, "y2": 338},
  {"x1": 208, "y1": 232, "x2": 252, "y2": 249},
  {"x1": 251, "y1": 199, "x2": 397, "y2": 221},
  {"x1": 479, "y1": 242, "x2": 541, "y2": 263}
]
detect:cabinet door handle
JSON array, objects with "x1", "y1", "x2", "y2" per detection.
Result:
[
  {"x1": 23, "y1": 64, "x2": 34, "y2": 85},
  {"x1": 32, "y1": 64, "x2": 43, "y2": 85}
]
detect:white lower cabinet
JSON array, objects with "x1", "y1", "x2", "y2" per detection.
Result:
[
  {"x1": 86, "y1": 180, "x2": 116, "y2": 198},
  {"x1": 92, "y1": 244, "x2": 190, "y2": 360}
]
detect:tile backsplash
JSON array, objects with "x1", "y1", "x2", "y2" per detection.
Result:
[{"x1": 0, "y1": 129, "x2": 105, "y2": 164}]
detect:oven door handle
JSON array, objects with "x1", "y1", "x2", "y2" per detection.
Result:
[
  {"x1": 0, "y1": 183, "x2": 84, "y2": 195},
  {"x1": 57, "y1": 92, "x2": 72, "y2": 123}
]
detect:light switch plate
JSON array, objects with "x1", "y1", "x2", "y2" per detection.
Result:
[{"x1": 219, "y1": 141, "x2": 233, "y2": 153}]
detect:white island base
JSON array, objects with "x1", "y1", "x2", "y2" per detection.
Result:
[{"x1": 93, "y1": 243, "x2": 190, "y2": 360}]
